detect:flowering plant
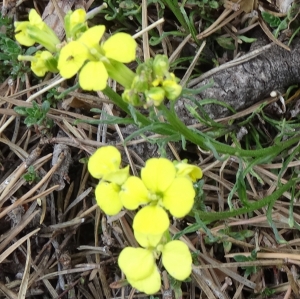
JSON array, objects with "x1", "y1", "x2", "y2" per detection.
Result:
[
  {"x1": 14, "y1": 8, "x2": 182, "y2": 107},
  {"x1": 88, "y1": 145, "x2": 203, "y2": 294}
]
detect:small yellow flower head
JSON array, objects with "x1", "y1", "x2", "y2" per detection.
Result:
[
  {"x1": 70, "y1": 9, "x2": 86, "y2": 29},
  {"x1": 140, "y1": 158, "x2": 195, "y2": 218},
  {"x1": 161, "y1": 240, "x2": 192, "y2": 280},
  {"x1": 163, "y1": 73, "x2": 182, "y2": 101},
  {"x1": 175, "y1": 160, "x2": 203, "y2": 182},
  {"x1": 88, "y1": 146, "x2": 129, "y2": 185},
  {"x1": 31, "y1": 51, "x2": 55, "y2": 77},
  {"x1": 118, "y1": 247, "x2": 155, "y2": 281},
  {"x1": 59, "y1": 25, "x2": 137, "y2": 91},
  {"x1": 15, "y1": 8, "x2": 44, "y2": 45},
  {"x1": 64, "y1": 8, "x2": 87, "y2": 39},
  {"x1": 145, "y1": 87, "x2": 165, "y2": 107},
  {"x1": 133, "y1": 205, "x2": 169, "y2": 247},
  {"x1": 130, "y1": 267, "x2": 161, "y2": 295},
  {"x1": 120, "y1": 176, "x2": 150, "y2": 210},
  {"x1": 95, "y1": 181, "x2": 122, "y2": 215},
  {"x1": 15, "y1": 9, "x2": 60, "y2": 52}
]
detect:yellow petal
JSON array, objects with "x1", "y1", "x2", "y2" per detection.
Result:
[
  {"x1": 29, "y1": 9, "x2": 44, "y2": 29},
  {"x1": 78, "y1": 25, "x2": 105, "y2": 48},
  {"x1": 58, "y1": 41, "x2": 89, "y2": 78},
  {"x1": 175, "y1": 162, "x2": 203, "y2": 182},
  {"x1": 133, "y1": 205, "x2": 169, "y2": 247},
  {"x1": 70, "y1": 9, "x2": 86, "y2": 30},
  {"x1": 161, "y1": 240, "x2": 192, "y2": 280},
  {"x1": 129, "y1": 267, "x2": 161, "y2": 295},
  {"x1": 104, "y1": 166, "x2": 130, "y2": 185},
  {"x1": 118, "y1": 247, "x2": 155, "y2": 281},
  {"x1": 88, "y1": 146, "x2": 121, "y2": 179},
  {"x1": 15, "y1": 22, "x2": 35, "y2": 46},
  {"x1": 141, "y1": 158, "x2": 176, "y2": 193},
  {"x1": 163, "y1": 177, "x2": 195, "y2": 218},
  {"x1": 95, "y1": 181, "x2": 122, "y2": 215},
  {"x1": 79, "y1": 61, "x2": 108, "y2": 91},
  {"x1": 120, "y1": 176, "x2": 150, "y2": 210},
  {"x1": 102, "y1": 33, "x2": 137, "y2": 63}
]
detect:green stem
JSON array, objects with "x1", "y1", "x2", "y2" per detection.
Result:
[
  {"x1": 195, "y1": 178, "x2": 297, "y2": 223},
  {"x1": 162, "y1": 105, "x2": 300, "y2": 158}
]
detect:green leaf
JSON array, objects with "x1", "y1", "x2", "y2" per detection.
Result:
[
  {"x1": 261, "y1": 11, "x2": 281, "y2": 27},
  {"x1": 41, "y1": 100, "x2": 50, "y2": 113},
  {"x1": 216, "y1": 37, "x2": 235, "y2": 50},
  {"x1": 14, "y1": 106, "x2": 28, "y2": 116},
  {"x1": 237, "y1": 35, "x2": 257, "y2": 43},
  {"x1": 209, "y1": 1, "x2": 219, "y2": 9}
]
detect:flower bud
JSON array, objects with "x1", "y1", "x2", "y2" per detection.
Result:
[
  {"x1": 163, "y1": 75, "x2": 182, "y2": 101},
  {"x1": 64, "y1": 9, "x2": 87, "y2": 39},
  {"x1": 145, "y1": 87, "x2": 165, "y2": 107},
  {"x1": 153, "y1": 54, "x2": 169, "y2": 79},
  {"x1": 31, "y1": 51, "x2": 57, "y2": 76},
  {"x1": 122, "y1": 89, "x2": 142, "y2": 106}
]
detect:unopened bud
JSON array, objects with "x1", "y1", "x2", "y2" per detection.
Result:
[{"x1": 145, "y1": 87, "x2": 165, "y2": 107}]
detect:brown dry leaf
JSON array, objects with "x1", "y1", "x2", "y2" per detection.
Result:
[
  {"x1": 229, "y1": 0, "x2": 255, "y2": 12},
  {"x1": 42, "y1": 0, "x2": 76, "y2": 40}
]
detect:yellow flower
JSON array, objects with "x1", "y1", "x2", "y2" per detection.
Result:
[
  {"x1": 30, "y1": 51, "x2": 56, "y2": 77},
  {"x1": 95, "y1": 181, "x2": 122, "y2": 215},
  {"x1": 57, "y1": 41, "x2": 89, "y2": 78},
  {"x1": 161, "y1": 240, "x2": 192, "y2": 280},
  {"x1": 133, "y1": 205, "x2": 169, "y2": 247},
  {"x1": 64, "y1": 8, "x2": 87, "y2": 39},
  {"x1": 70, "y1": 9, "x2": 86, "y2": 29},
  {"x1": 175, "y1": 160, "x2": 203, "y2": 182},
  {"x1": 15, "y1": 9, "x2": 60, "y2": 52},
  {"x1": 58, "y1": 25, "x2": 137, "y2": 91},
  {"x1": 78, "y1": 26, "x2": 136, "y2": 90},
  {"x1": 88, "y1": 146, "x2": 129, "y2": 185},
  {"x1": 141, "y1": 158, "x2": 196, "y2": 217}
]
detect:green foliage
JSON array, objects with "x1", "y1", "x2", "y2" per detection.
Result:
[
  {"x1": 233, "y1": 250, "x2": 258, "y2": 277},
  {"x1": 0, "y1": 13, "x2": 31, "y2": 81},
  {"x1": 23, "y1": 165, "x2": 40, "y2": 184},
  {"x1": 14, "y1": 101, "x2": 53, "y2": 128}
]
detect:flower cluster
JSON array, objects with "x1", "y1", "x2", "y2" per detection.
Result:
[
  {"x1": 15, "y1": 9, "x2": 184, "y2": 105},
  {"x1": 88, "y1": 146, "x2": 203, "y2": 294},
  {"x1": 15, "y1": 9, "x2": 137, "y2": 91},
  {"x1": 122, "y1": 55, "x2": 183, "y2": 107}
]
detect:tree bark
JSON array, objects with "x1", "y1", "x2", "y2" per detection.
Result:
[{"x1": 176, "y1": 36, "x2": 300, "y2": 123}]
